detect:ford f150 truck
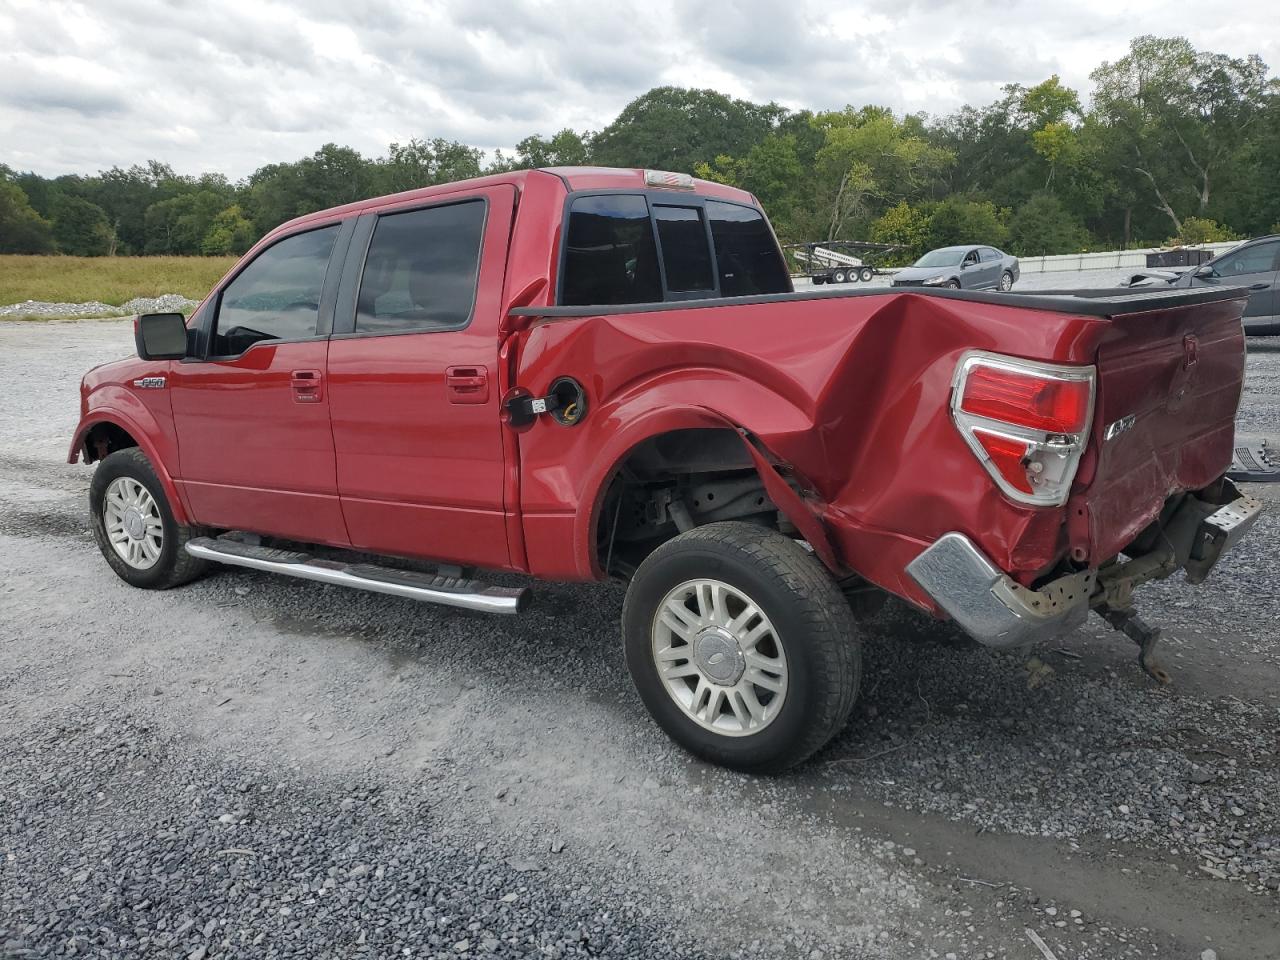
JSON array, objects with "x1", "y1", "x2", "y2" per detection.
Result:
[{"x1": 71, "y1": 167, "x2": 1262, "y2": 772}]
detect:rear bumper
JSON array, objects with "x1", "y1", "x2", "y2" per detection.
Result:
[{"x1": 906, "y1": 482, "x2": 1263, "y2": 648}]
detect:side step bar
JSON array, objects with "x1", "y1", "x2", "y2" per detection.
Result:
[{"x1": 185, "y1": 537, "x2": 530, "y2": 615}]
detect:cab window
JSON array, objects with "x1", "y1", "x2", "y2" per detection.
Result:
[
  {"x1": 211, "y1": 226, "x2": 338, "y2": 356},
  {"x1": 706, "y1": 201, "x2": 790, "y2": 296},
  {"x1": 355, "y1": 200, "x2": 486, "y2": 334},
  {"x1": 561, "y1": 195, "x2": 663, "y2": 306},
  {"x1": 653, "y1": 205, "x2": 714, "y2": 293}
]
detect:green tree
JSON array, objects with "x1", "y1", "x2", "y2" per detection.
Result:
[
  {"x1": 1165, "y1": 216, "x2": 1239, "y2": 245},
  {"x1": 491, "y1": 129, "x2": 593, "y2": 171},
  {"x1": 869, "y1": 201, "x2": 934, "y2": 264},
  {"x1": 1008, "y1": 193, "x2": 1090, "y2": 256},
  {"x1": 1090, "y1": 36, "x2": 1277, "y2": 235},
  {"x1": 591, "y1": 87, "x2": 786, "y2": 172},
  {"x1": 375, "y1": 138, "x2": 483, "y2": 193},
  {"x1": 201, "y1": 204, "x2": 258, "y2": 255},
  {"x1": 0, "y1": 179, "x2": 56, "y2": 253},
  {"x1": 927, "y1": 197, "x2": 1008, "y2": 249},
  {"x1": 143, "y1": 190, "x2": 229, "y2": 254},
  {"x1": 248, "y1": 144, "x2": 377, "y2": 231},
  {"x1": 696, "y1": 134, "x2": 807, "y2": 240},
  {"x1": 51, "y1": 195, "x2": 115, "y2": 256},
  {"x1": 811, "y1": 106, "x2": 951, "y2": 240}
]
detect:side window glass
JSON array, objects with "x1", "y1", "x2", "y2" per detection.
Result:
[
  {"x1": 705, "y1": 201, "x2": 790, "y2": 297},
  {"x1": 561, "y1": 195, "x2": 662, "y2": 305},
  {"x1": 212, "y1": 226, "x2": 337, "y2": 356},
  {"x1": 653, "y1": 205, "x2": 714, "y2": 293},
  {"x1": 1214, "y1": 242, "x2": 1278, "y2": 276},
  {"x1": 356, "y1": 200, "x2": 486, "y2": 334},
  {"x1": 981, "y1": 248, "x2": 999, "y2": 262}
]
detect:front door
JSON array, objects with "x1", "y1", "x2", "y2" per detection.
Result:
[
  {"x1": 326, "y1": 186, "x2": 515, "y2": 568},
  {"x1": 169, "y1": 221, "x2": 352, "y2": 546}
]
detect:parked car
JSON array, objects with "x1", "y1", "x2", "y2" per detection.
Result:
[
  {"x1": 891, "y1": 245, "x2": 1019, "y2": 290},
  {"x1": 1121, "y1": 235, "x2": 1280, "y2": 334},
  {"x1": 71, "y1": 167, "x2": 1260, "y2": 773}
]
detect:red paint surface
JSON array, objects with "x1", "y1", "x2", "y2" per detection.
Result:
[{"x1": 71, "y1": 168, "x2": 1248, "y2": 616}]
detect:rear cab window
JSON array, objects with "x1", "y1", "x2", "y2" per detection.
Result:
[{"x1": 559, "y1": 192, "x2": 790, "y2": 306}]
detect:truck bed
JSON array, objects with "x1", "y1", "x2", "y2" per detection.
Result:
[{"x1": 509, "y1": 283, "x2": 1249, "y2": 320}]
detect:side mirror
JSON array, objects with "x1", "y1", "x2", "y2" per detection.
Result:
[
  {"x1": 1195, "y1": 264, "x2": 1216, "y2": 279},
  {"x1": 134, "y1": 312, "x2": 189, "y2": 361}
]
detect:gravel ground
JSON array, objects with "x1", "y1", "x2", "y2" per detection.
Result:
[
  {"x1": 0, "y1": 294, "x2": 198, "y2": 321},
  {"x1": 2, "y1": 288, "x2": 1278, "y2": 959}
]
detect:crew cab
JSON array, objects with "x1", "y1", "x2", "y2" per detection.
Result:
[{"x1": 71, "y1": 167, "x2": 1262, "y2": 772}]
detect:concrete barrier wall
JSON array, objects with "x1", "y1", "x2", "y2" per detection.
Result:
[{"x1": 1015, "y1": 241, "x2": 1241, "y2": 274}]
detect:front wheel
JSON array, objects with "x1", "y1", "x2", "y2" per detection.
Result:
[
  {"x1": 946, "y1": 279, "x2": 961, "y2": 289},
  {"x1": 1000, "y1": 270, "x2": 1014, "y2": 291},
  {"x1": 89, "y1": 448, "x2": 209, "y2": 589},
  {"x1": 622, "y1": 522, "x2": 861, "y2": 773}
]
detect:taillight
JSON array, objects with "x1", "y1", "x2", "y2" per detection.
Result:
[{"x1": 951, "y1": 352, "x2": 1095, "y2": 506}]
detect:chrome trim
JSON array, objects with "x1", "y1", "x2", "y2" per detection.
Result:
[
  {"x1": 906, "y1": 533, "x2": 1094, "y2": 648},
  {"x1": 184, "y1": 540, "x2": 528, "y2": 614}
]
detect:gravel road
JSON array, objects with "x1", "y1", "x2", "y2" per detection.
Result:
[{"x1": 1, "y1": 312, "x2": 1277, "y2": 960}]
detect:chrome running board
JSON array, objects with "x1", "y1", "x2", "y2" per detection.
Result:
[{"x1": 185, "y1": 537, "x2": 529, "y2": 615}]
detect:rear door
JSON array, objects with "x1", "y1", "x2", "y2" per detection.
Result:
[
  {"x1": 169, "y1": 220, "x2": 352, "y2": 545},
  {"x1": 977, "y1": 248, "x2": 1003, "y2": 288},
  {"x1": 326, "y1": 186, "x2": 515, "y2": 567}
]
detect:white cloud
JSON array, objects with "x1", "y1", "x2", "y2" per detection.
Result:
[{"x1": 0, "y1": 0, "x2": 1275, "y2": 178}]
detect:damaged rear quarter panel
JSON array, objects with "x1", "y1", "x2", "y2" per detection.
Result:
[{"x1": 513, "y1": 292, "x2": 1108, "y2": 604}]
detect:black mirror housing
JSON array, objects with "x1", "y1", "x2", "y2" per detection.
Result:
[{"x1": 135, "y1": 312, "x2": 189, "y2": 361}]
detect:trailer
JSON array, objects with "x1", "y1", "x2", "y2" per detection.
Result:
[{"x1": 784, "y1": 240, "x2": 904, "y2": 284}]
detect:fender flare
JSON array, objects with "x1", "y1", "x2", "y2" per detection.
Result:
[
  {"x1": 573, "y1": 404, "x2": 842, "y2": 578},
  {"x1": 68, "y1": 410, "x2": 191, "y2": 526}
]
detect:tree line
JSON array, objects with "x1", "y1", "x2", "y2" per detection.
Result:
[{"x1": 2, "y1": 35, "x2": 1277, "y2": 264}]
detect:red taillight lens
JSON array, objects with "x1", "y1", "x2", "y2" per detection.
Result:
[
  {"x1": 973, "y1": 429, "x2": 1034, "y2": 494},
  {"x1": 960, "y1": 363, "x2": 1091, "y2": 434}
]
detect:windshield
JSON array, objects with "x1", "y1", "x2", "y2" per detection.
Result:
[{"x1": 913, "y1": 249, "x2": 965, "y2": 268}]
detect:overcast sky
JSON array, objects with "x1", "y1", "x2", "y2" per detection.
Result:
[{"x1": 1, "y1": 0, "x2": 1277, "y2": 180}]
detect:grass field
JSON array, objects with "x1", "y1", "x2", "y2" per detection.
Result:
[{"x1": 0, "y1": 255, "x2": 237, "y2": 311}]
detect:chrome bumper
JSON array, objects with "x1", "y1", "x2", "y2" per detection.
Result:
[
  {"x1": 906, "y1": 487, "x2": 1263, "y2": 649},
  {"x1": 905, "y1": 533, "x2": 1095, "y2": 649}
]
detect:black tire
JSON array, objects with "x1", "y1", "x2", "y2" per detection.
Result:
[
  {"x1": 946, "y1": 279, "x2": 961, "y2": 289},
  {"x1": 89, "y1": 447, "x2": 209, "y2": 590},
  {"x1": 833, "y1": 271, "x2": 847, "y2": 284},
  {"x1": 1000, "y1": 270, "x2": 1014, "y2": 291},
  {"x1": 859, "y1": 267, "x2": 873, "y2": 282},
  {"x1": 622, "y1": 522, "x2": 861, "y2": 773}
]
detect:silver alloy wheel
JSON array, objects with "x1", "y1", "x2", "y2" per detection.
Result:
[
  {"x1": 1000, "y1": 271, "x2": 1013, "y2": 291},
  {"x1": 651, "y1": 578, "x2": 789, "y2": 737},
  {"x1": 103, "y1": 476, "x2": 163, "y2": 570}
]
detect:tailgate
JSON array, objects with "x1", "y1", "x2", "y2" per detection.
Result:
[{"x1": 1076, "y1": 294, "x2": 1247, "y2": 561}]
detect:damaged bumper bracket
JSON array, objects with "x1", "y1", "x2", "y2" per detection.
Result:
[{"x1": 906, "y1": 482, "x2": 1263, "y2": 650}]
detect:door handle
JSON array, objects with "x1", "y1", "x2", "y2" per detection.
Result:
[
  {"x1": 290, "y1": 369, "x2": 323, "y2": 403},
  {"x1": 446, "y1": 366, "x2": 489, "y2": 404}
]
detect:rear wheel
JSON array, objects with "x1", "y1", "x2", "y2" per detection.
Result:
[
  {"x1": 999, "y1": 270, "x2": 1014, "y2": 291},
  {"x1": 833, "y1": 270, "x2": 847, "y2": 283},
  {"x1": 89, "y1": 448, "x2": 209, "y2": 589},
  {"x1": 622, "y1": 522, "x2": 861, "y2": 773}
]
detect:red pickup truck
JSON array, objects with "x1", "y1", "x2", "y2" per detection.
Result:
[{"x1": 71, "y1": 167, "x2": 1262, "y2": 772}]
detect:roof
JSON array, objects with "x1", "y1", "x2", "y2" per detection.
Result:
[{"x1": 267, "y1": 166, "x2": 757, "y2": 240}]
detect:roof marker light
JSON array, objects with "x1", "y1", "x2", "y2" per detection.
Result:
[{"x1": 644, "y1": 169, "x2": 696, "y2": 189}]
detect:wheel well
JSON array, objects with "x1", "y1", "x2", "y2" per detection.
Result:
[
  {"x1": 595, "y1": 428, "x2": 793, "y2": 579},
  {"x1": 82, "y1": 422, "x2": 138, "y2": 463}
]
